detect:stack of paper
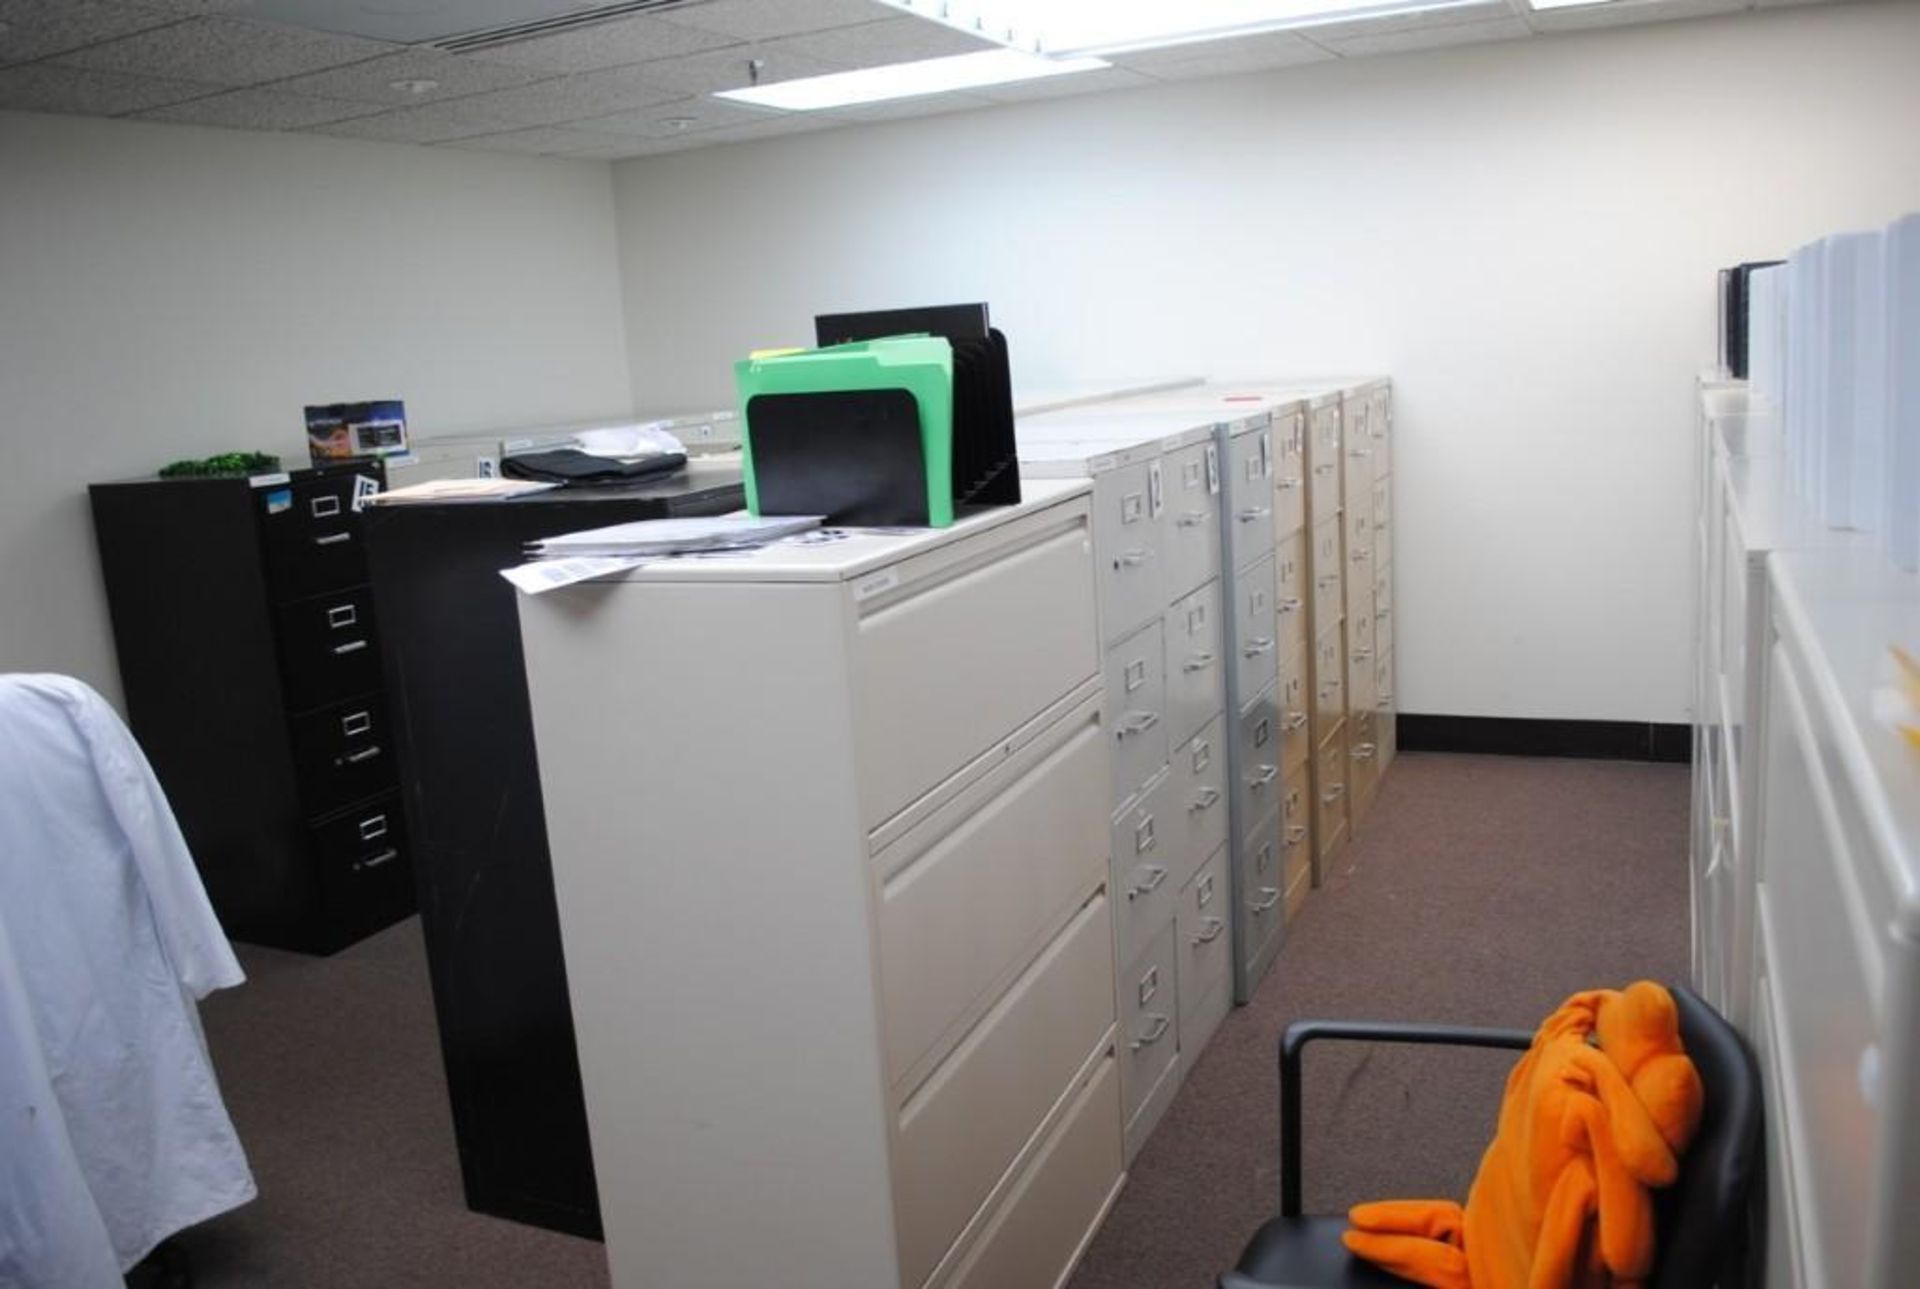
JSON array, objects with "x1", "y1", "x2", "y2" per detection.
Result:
[{"x1": 526, "y1": 514, "x2": 823, "y2": 559}]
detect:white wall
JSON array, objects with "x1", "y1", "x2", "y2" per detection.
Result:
[
  {"x1": 609, "y1": 2, "x2": 1920, "y2": 724},
  {"x1": 0, "y1": 111, "x2": 635, "y2": 706}
]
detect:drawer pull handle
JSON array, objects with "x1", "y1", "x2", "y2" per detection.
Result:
[
  {"x1": 1248, "y1": 888, "x2": 1282, "y2": 914},
  {"x1": 1177, "y1": 510, "x2": 1210, "y2": 527},
  {"x1": 1317, "y1": 574, "x2": 1340, "y2": 587},
  {"x1": 327, "y1": 604, "x2": 358, "y2": 629},
  {"x1": 1277, "y1": 475, "x2": 1302, "y2": 491},
  {"x1": 1285, "y1": 712, "x2": 1308, "y2": 731},
  {"x1": 1243, "y1": 637, "x2": 1274, "y2": 657},
  {"x1": 1184, "y1": 652, "x2": 1215, "y2": 672},
  {"x1": 1127, "y1": 864, "x2": 1168, "y2": 900},
  {"x1": 1352, "y1": 648, "x2": 1374, "y2": 660},
  {"x1": 313, "y1": 531, "x2": 352, "y2": 547},
  {"x1": 1250, "y1": 764, "x2": 1279, "y2": 787},
  {"x1": 1286, "y1": 824, "x2": 1308, "y2": 844},
  {"x1": 1353, "y1": 743, "x2": 1377, "y2": 760},
  {"x1": 341, "y1": 744, "x2": 383, "y2": 765},
  {"x1": 1237, "y1": 507, "x2": 1270, "y2": 523},
  {"x1": 332, "y1": 639, "x2": 369, "y2": 656},
  {"x1": 354, "y1": 848, "x2": 399, "y2": 872},
  {"x1": 1349, "y1": 447, "x2": 1374, "y2": 458},
  {"x1": 1279, "y1": 596, "x2": 1301, "y2": 612},
  {"x1": 1322, "y1": 785, "x2": 1346, "y2": 803},
  {"x1": 1380, "y1": 689, "x2": 1395, "y2": 703},
  {"x1": 1191, "y1": 786, "x2": 1221, "y2": 811},
  {"x1": 1129, "y1": 1014, "x2": 1172, "y2": 1051},
  {"x1": 1192, "y1": 917, "x2": 1227, "y2": 946},
  {"x1": 1118, "y1": 710, "x2": 1160, "y2": 738},
  {"x1": 1314, "y1": 463, "x2": 1336, "y2": 476},
  {"x1": 358, "y1": 814, "x2": 388, "y2": 841},
  {"x1": 1119, "y1": 548, "x2": 1152, "y2": 568},
  {"x1": 340, "y1": 710, "x2": 372, "y2": 736},
  {"x1": 1376, "y1": 607, "x2": 1392, "y2": 619}
]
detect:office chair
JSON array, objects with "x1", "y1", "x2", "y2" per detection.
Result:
[{"x1": 1221, "y1": 986, "x2": 1761, "y2": 1288}]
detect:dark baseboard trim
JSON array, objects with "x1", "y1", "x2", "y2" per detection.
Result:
[{"x1": 1398, "y1": 715, "x2": 1693, "y2": 764}]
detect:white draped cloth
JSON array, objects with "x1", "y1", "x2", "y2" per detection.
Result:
[{"x1": 0, "y1": 674, "x2": 256, "y2": 1286}]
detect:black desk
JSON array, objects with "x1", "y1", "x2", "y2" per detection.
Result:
[{"x1": 361, "y1": 462, "x2": 745, "y2": 1238}]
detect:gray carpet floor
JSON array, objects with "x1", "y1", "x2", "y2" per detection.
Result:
[{"x1": 181, "y1": 751, "x2": 1688, "y2": 1287}]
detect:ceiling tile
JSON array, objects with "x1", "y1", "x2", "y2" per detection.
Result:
[
  {"x1": 781, "y1": 16, "x2": 999, "y2": 70},
  {"x1": 53, "y1": 16, "x2": 398, "y2": 87},
  {"x1": 0, "y1": 1, "x2": 182, "y2": 68},
  {"x1": 1524, "y1": 0, "x2": 1747, "y2": 33},
  {"x1": 618, "y1": 37, "x2": 842, "y2": 97},
  {"x1": 1299, "y1": 0, "x2": 1515, "y2": 43},
  {"x1": 1108, "y1": 31, "x2": 1331, "y2": 78},
  {"x1": 1313, "y1": 14, "x2": 1532, "y2": 56},
  {"x1": 131, "y1": 83, "x2": 383, "y2": 128},
  {"x1": 92, "y1": 0, "x2": 258, "y2": 13},
  {"x1": 661, "y1": 0, "x2": 894, "y2": 42},
  {"x1": 310, "y1": 97, "x2": 527, "y2": 143},
  {"x1": 447, "y1": 125, "x2": 626, "y2": 155},
  {"x1": 435, "y1": 64, "x2": 688, "y2": 127},
  {"x1": 458, "y1": 12, "x2": 738, "y2": 75},
  {"x1": 572, "y1": 94, "x2": 775, "y2": 137},
  {"x1": 270, "y1": 48, "x2": 547, "y2": 106},
  {"x1": 825, "y1": 90, "x2": 991, "y2": 123},
  {"x1": 0, "y1": 62, "x2": 211, "y2": 113},
  {"x1": 970, "y1": 65, "x2": 1159, "y2": 102}
]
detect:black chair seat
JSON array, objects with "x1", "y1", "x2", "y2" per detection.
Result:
[{"x1": 1230, "y1": 1216, "x2": 1420, "y2": 1288}]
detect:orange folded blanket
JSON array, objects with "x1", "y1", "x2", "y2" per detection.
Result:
[{"x1": 1342, "y1": 981, "x2": 1703, "y2": 1289}]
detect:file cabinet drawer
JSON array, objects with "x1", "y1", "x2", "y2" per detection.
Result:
[
  {"x1": 1176, "y1": 845, "x2": 1232, "y2": 1060},
  {"x1": 1282, "y1": 763, "x2": 1311, "y2": 904},
  {"x1": 1313, "y1": 625, "x2": 1346, "y2": 731},
  {"x1": 1273, "y1": 411, "x2": 1306, "y2": 537},
  {"x1": 1345, "y1": 506, "x2": 1372, "y2": 564},
  {"x1": 1112, "y1": 770, "x2": 1178, "y2": 968},
  {"x1": 1166, "y1": 580, "x2": 1225, "y2": 750},
  {"x1": 1162, "y1": 441, "x2": 1221, "y2": 603},
  {"x1": 1237, "y1": 682, "x2": 1283, "y2": 827},
  {"x1": 1104, "y1": 618, "x2": 1168, "y2": 808},
  {"x1": 1374, "y1": 511, "x2": 1392, "y2": 572},
  {"x1": 853, "y1": 502, "x2": 1099, "y2": 830},
  {"x1": 290, "y1": 694, "x2": 396, "y2": 819},
  {"x1": 1343, "y1": 399, "x2": 1374, "y2": 504},
  {"x1": 1349, "y1": 632, "x2": 1379, "y2": 715},
  {"x1": 1346, "y1": 548, "x2": 1375, "y2": 622},
  {"x1": 1350, "y1": 710, "x2": 1380, "y2": 819},
  {"x1": 875, "y1": 695, "x2": 1107, "y2": 1092},
  {"x1": 893, "y1": 893, "x2": 1114, "y2": 1289},
  {"x1": 1170, "y1": 719, "x2": 1228, "y2": 892},
  {"x1": 1093, "y1": 460, "x2": 1165, "y2": 646},
  {"x1": 311, "y1": 795, "x2": 413, "y2": 943},
  {"x1": 1372, "y1": 478, "x2": 1391, "y2": 531},
  {"x1": 257, "y1": 471, "x2": 373, "y2": 599},
  {"x1": 1119, "y1": 923, "x2": 1180, "y2": 1139},
  {"x1": 1227, "y1": 423, "x2": 1275, "y2": 573},
  {"x1": 274, "y1": 586, "x2": 382, "y2": 712},
  {"x1": 1377, "y1": 648, "x2": 1396, "y2": 716},
  {"x1": 1234, "y1": 554, "x2": 1279, "y2": 704},
  {"x1": 1239, "y1": 807, "x2": 1283, "y2": 982},
  {"x1": 1279, "y1": 655, "x2": 1311, "y2": 774},
  {"x1": 1370, "y1": 389, "x2": 1392, "y2": 478},
  {"x1": 1274, "y1": 530, "x2": 1306, "y2": 650},
  {"x1": 1307, "y1": 403, "x2": 1342, "y2": 527},
  {"x1": 1316, "y1": 727, "x2": 1349, "y2": 841},
  {"x1": 934, "y1": 1048, "x2": 1121, "y2": 1289},
  {"x1": 1379, "y1": 707, "x2": 1397, "y2": 771},
  {"x1": 1310, "y1": 517, "x2": 1343, "y2": 630}
]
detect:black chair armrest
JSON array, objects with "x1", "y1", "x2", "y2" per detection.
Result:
[{"x1": 1279, "y1": 1020, "x2": 1534, "y2": 1216}]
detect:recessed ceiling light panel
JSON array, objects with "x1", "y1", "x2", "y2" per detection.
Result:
[
  {"x1": 879, "y1": 0, "x2": 1493, "y2": 58},
  {"x1": 716, "y1": 49, "x2": 1108, "y2": 112}
]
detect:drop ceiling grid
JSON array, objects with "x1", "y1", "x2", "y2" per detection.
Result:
[{"x1": 0, "y1": 0, "x2": 1813, "y2": 159}]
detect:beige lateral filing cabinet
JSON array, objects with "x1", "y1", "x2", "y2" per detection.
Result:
[
  {"x1": 519, "y1": 481, "x2": 1125, "y2": 1289},
  {"x1": 1014, "y1": 409, "x2": 1242, "y2": 1161}
]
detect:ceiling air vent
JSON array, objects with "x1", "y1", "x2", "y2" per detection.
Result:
[{"x1": 435, "y1": 1, "x2": 699, "y2": 53}]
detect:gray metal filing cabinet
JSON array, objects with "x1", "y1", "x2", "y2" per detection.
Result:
[
  {"x1": 1016, "y1": 418, "x2": 1230, "y2": 1162},
  {"x1": 519, "y1": 481, "x2": 1123, "y2": 1289}
]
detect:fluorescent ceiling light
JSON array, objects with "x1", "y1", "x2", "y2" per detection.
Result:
[
  {"x1": 715, "y1": 48, "x2": 1109, "y2": 112},
  {"x1": 1524, "y1": 0, "x2": 1625, "y2": 9},
  {"x1": 879, "y1": 0, "x2": 1491, "y2": 58}
]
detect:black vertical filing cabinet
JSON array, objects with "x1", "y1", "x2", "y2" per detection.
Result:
[
  {"x1": 90, "y1": 461, "x2": 414, "y2": 955},
  {"x1": 360, "y1": 461, "x2": 745, "y2": 1240}
]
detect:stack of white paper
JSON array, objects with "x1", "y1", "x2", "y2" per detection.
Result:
[
  {"x1": 1889, "y1": 214, "x2": 1920, "y2": 571},
  {"x1": 527, "y1": 514, "x2": 823, "y2": 559}
]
